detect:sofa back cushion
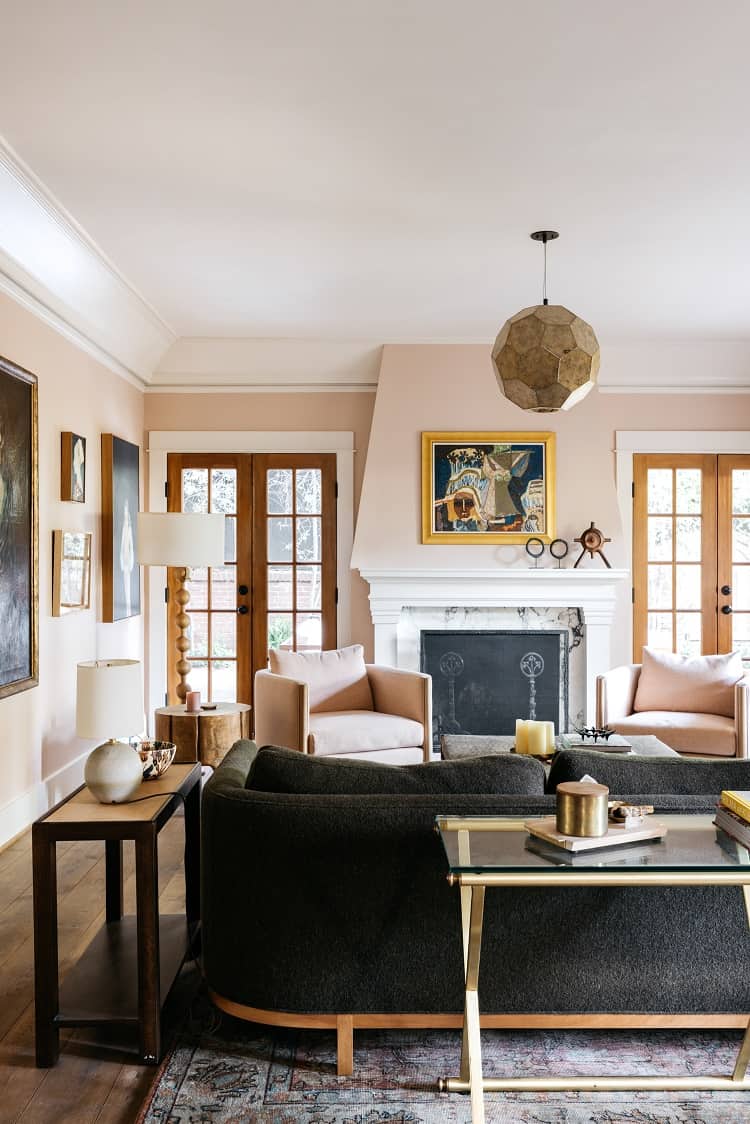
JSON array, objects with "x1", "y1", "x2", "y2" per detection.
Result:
[
  {"x1": 632, "y1": 647, "x2": 743, "y2": 718},
  {"x1": 269, "y1": 644, "x2": 374, "y2": 713},
  {"x1": 547, "y1": 749, "x2": 750, "y2": 796},
  {"x1": 248, "y1": 744, "x2": 546, "y2": 795}
]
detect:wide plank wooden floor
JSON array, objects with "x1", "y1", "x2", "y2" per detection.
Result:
[{"x1": 0, "y1": 817, "x2": 194, "y2": 1124}]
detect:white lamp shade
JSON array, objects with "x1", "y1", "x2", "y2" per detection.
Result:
[
  {"x1": 137, "y1": 512, "x2": 226, "y2": 568},
  {"x1": 76, "y1": 659, "x2": 144, "y2": 740}
]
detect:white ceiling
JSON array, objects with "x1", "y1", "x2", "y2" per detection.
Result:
[{"x1": 2, "y1": 0, "x2": 750, "y2": 350}]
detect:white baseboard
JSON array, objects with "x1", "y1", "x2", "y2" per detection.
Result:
[{"x1": 0, "y1": 750, "x2": 89, "y2": 849}]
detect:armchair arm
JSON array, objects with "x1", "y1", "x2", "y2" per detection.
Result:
[
  {"x1": 596, "y1": 664, "x2": 642, "y2": 726},
  {"x1": 253, "y1": 670, "x2": 309, "y2": 752},
  {"x1": 366, "y1": 665, "x2": 432, "y2": 761},
  {"x1": 736, "y1": 678, "x2": 750, "y2": 760}
]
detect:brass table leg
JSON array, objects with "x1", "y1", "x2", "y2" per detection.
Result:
[
  {"x1": 732, "y1": 885, "x2": 750, "y2": 1082},
  {"x1": 444, "y1": 883, "x2": 486, "y2": 1124}
]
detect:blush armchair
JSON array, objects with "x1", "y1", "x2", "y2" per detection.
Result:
[
  {"x1": 254, "y1": 644, "x2": 432, "y2": 764},
  {"x1": 596, "y1": 648, "x2": 749, "y2": 758}
]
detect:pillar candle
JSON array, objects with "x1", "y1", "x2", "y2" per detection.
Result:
[
  {"x1": 186, "y1": 690, "x2": 201, "y2": 713},
  {"x1": 527, "y1": 721, "x2": 547, "y2": 756},
  {"x1": 515, "y1": 719, "x2": 529, "y2": 754},
  {"x1": 543, "y1": 721, "x2": 556, "y2": 753}
]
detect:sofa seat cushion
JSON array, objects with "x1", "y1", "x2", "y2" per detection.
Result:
[
  {"x1": 307, "y1": 710, "x2": 423, "y2": 756},
  {"x1": 247, "y1": 743, "x2": 547, "y2": 795},
  {"x1": 611, "y1": 711, "x2": 736, "y2": 756},
  {"x1": 633, "y1": 647, "x2": 743, "y2": 718},
  {"x1": 547, "y1": 748, "x2": 750, "y2": 796},
  {"x1": 269, "y1": 644, "x2": 374, "y2": 713}
]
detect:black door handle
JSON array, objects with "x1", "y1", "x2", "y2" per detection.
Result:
[
  {"x1": 238, "y1": 584, "x2": 249, "y2": 596},
  {"x1": 237, "y1": 604, "x2": 249, "y2": 615},
  {"x1": 721, "y1": 604, "x2": 733, "y2": 615},
  {"x1": 721, "y1": 585, "x2": 732, "y2": 596}
]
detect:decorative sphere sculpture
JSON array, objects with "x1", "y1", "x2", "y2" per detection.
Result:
[{"x1": 492, "y1": 304, "x2": 600, "y2": 413}]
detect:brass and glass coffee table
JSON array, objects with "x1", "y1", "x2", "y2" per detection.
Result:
[{"x1": 436, "y1": 814, "x2": 750, "y2": 1124}]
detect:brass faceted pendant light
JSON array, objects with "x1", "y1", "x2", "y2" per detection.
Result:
[{"x1": 492, "y1": 231, "x2": 600, "y2": 412}]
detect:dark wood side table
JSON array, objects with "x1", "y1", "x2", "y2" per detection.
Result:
[
  {"x1": 33, "y1": 763, "x2": 201, "y2": 1067},
  {"x1": 155, "y1": 702, "x2": 251, "y2": 767}
]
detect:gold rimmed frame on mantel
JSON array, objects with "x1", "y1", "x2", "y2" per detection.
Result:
[{"x1": 421, "y1": 431, "x2": 556, "y2": 544}]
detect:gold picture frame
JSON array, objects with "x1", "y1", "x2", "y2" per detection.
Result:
[
  {"x1": 421, "y1": 431, "x2": 556, "y2": 544},
  {"x1": 52, "y1": 530, "x2": 92, "y2": 615}
]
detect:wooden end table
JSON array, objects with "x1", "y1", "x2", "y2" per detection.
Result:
[
  {"x1": 155, "y1": 702, "x2": 251, "y2": 767},
  {"x1": 33, "y1": 763, "x2": 201, "y2": 1067}
]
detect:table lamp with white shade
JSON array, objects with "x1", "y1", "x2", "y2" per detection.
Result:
[
  {"x1": 77, "y1": 659, "x2": 145, "y2": 803},
  {"x1": 137, "y1": 512, "x2": 226, "y2": 703}
]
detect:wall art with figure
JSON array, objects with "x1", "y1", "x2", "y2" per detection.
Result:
[
  {"x1": 102, "y1": 434, "x2": 140, "y2": 621},
  {"x1": 422, "y1": 431, "x2": 556, "y2": 544},
  {"x1": 0, "y1": 356, "x2": 38, "y2": 698},
  {"x1": 61, "y1": 431, "x2": 86, "y2": 502}
]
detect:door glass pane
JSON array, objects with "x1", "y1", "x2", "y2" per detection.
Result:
[
  {"x1": 224, "y1": 516, "x2": 237, "y2": 564},
  {"x1": 268, "y1": 566, "x2": 293, "y2": 610},
  {"x1": 188, "y1": 661, "x2": 208, "y2": 700},
  {"x1": 268, "y1": 613, "x2": 293, "y2": 651},
  {"x1": 296, "y1": 517, "x2": 322, "y2": 562},
  {"x1": 734, "y1": 565, "x2": 750, "y2": 610},
  {"x1": 211, "y1": 468, "x2": 236, "y2": 514},
  {"x1": 648, "y1": 517, "x2": 672, "y2": 561},
  {"x1": 733, "y1": 519, "x2": 750, "y2": 563},
  {"x1": 675, "y1": 469, "x2": 701, "y2": 514},
  {"x1": 647, "y1": 613, "x2": 673, "y2": 650},
  {"x1": 210, "y1": 566, "x2": 236, "y2": 609},
  {"x1": 296, "y1": 469, "x2": 322, "y2": 514},
  {"x1": 182, "y1": 468, "x2": 208, "y2": 512},
  {"x1": 297, "y1": 565, "x2": 322, "y2": 610},
  {"x1": 296, "y1": 613, "x2": 322, "y2": 650},
  {"x1": 211, "y1": 613, "x2": 236, "y2": 658},
  {"x1": 268, "y1": 518, "x2": 293, "y2": 562},
  {"x1": 676, "y1": 565, "x2": 701, "y2": 610},
  {"x1": 675, "y1": 517, "x2": 701, "y2": 562},
  {"x1": 188, "y1": 612, "x2": 209, "y2": 657},
  {"x1": 733, "y1": 613, "x2": 750, "y2": 660},
  {"x1": 267, "y1": 469, "x2": 293, "y2": 514},
  {"x1": 211, "y1": 661, "x2": 236, "y2": 702},
  {"x1": 733, "y1": 469, "x2": 750, "y2": 514},
  {"x1": 185, "y1": 566, "x2": 208, "y2": 609},
  {"x1": 647, "y1": 565, "x2": 672, "y2": 609},
  {"x1": 676, "y1": 613, "x2": 701, "y2": 657},
  {"x1": 647, "y1": 470, "x2": 672, "y2": 514}
]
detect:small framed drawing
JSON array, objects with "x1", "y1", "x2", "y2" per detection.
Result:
[
  {"x1": 101, "y1": 434, "x2": 140, "y2": 621},
  {"x1": 421, "y1": 431, "x2": 556, "y2": 544},
  {"x1": 52, "y1": 530, "x2": 92, "y2": 615},
  {"x1": 61, "y1": 432, "x2": 86, "y2": 502}
]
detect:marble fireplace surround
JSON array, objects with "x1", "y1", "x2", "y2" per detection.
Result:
[{"x1": 359, "y1": 569, "x2": 629, "y2": 724}]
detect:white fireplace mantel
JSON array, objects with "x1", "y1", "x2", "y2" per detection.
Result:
[{"x1": 358, "y1": 567, "x2": 629, "y2": 723}]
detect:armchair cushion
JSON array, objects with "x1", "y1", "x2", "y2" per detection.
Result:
[
  {"x1": 307, "y1": 710, "x2": 423, "y2": 756},
  {"x1": 269, "y1": 644, "x2": 374, "y2": 713},
  {"x1": 633, "y1": 647, "x2": 743, "y2": 718},
  {"x1": 612, "y1": 710, "x2": 736, "y2": 756},
  {"x1": 248, "y1": 743, "x2": 546, "y2": 795},
  {"x1": 548, "y1": 748, "x2": 750, "y2": 796}
]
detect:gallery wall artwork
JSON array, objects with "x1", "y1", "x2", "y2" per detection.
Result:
[
  {"x1": 101, "y1": 434, "x2": 140, "y2": 621},
  {"x1": 52, "y1": 530, "x2": 92, "y2": 615},
  {"x1": 61, "y1": 432, "x2": 86, "y2": 502},
  {"x1": 421, "y1": 431, "x2": 556, "y2": 544},
  {"x1": 0, "y1": 355, "x2": 38, "y2": 698}
]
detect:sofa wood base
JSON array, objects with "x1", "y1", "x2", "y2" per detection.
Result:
[{"x1": 208, "y1": 989, "x2": 747, "y2": 1078}]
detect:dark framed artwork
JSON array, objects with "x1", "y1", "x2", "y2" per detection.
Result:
[
  {"x1": 421, "y1": 431, "x2": 556, "y2": 543},
  {"x1": 52, "y1": 530, "x2": 92, "y2": 615},
  {"x1": 101, "y1": 434, "x2": 140, "y2": 621},
  {"x1": 61, "y1": 432, "x2": 86, "y2": 502},
  {"x1": 0, "y1": 355, "x2": 38, "y2": 699}
]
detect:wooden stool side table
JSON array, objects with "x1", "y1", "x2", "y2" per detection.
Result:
[{"x1": 154, "y1": 702, "x2": 251, "y2": 767}]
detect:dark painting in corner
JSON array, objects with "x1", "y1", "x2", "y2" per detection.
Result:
[
  {"x1": 101, "y1": 434, "x2": 140, "y2": 621},
  {"x1": 0, "y1": 356, "x2": 38, "y2": 698}
]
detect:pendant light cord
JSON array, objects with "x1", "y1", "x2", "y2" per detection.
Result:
[{"x1": 542, "y1": 238, "x2": 548, "y2": 306}]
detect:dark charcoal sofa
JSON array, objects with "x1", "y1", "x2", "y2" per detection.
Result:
[{"x1": 202, "y1": 741, "x2": 750, "y2": 1073}]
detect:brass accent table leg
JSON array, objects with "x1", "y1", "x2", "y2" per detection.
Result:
[
  {"x1": 732, "y1": 885, "x2": 750, "y2": 1082},
  {"x1": 442, "y1": 884, "x2": 486, "y2": 1123}
]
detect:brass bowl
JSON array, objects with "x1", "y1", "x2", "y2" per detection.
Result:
[{"x1": 138, "y1": 740, "x2": 176, "y2": 780}]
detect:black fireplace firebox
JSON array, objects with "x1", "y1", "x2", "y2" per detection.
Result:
[{"x1": 420, "y1": 630, "x2": 568, "y2": 752}]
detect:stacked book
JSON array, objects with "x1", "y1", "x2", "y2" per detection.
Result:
[{"x1": 714, "y1": 790, "x2": 750, "y2": 848}]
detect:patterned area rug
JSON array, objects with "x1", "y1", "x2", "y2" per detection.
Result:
[{"x1": 139, "y1": 995, "x2": 750, "y2": 1124}]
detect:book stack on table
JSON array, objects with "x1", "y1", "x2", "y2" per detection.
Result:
[{"x1": 714, "y1": 790, "x2": 750, "y2": 849}]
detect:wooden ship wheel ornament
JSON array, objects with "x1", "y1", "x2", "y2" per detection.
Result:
[{"x1": 573, "y1": 522, "x2": 612, "y2": 568}]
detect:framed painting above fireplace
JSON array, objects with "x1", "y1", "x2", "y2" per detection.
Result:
[{"x1": 421, "y1": 431, "x2": 556, "y2": 543}]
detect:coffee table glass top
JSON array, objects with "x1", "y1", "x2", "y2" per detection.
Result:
[{"x1": 437, "y1": 815, "x2": 750, "y2": 874}]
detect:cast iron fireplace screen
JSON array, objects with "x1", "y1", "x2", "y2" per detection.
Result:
[{"x1": 420, "y1": 630, "x2": 569, "y2": 752}]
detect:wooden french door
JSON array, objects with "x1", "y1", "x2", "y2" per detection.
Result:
[
  {"x1": 633, "y1": 454, "x2": 750, "y2": 663},
  {"x1": 166, "y1": 452, "x2": 337, "y2": 705}
]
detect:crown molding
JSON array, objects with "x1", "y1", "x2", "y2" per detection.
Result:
[{"x1": 0, "y1": 136, "x2": 175, "y2": 382}]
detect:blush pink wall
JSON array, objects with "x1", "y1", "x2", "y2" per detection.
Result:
[{"x1": 0, "y1": 292, "x2": 144, "y2": 838}]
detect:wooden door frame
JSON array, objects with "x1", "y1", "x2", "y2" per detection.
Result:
[
  {"x1": 145, "y1": 431, "x2": 354, "y2": 726},
  {"x1": 718, "y1": 454, "x2": 750, "y2": 653}
]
